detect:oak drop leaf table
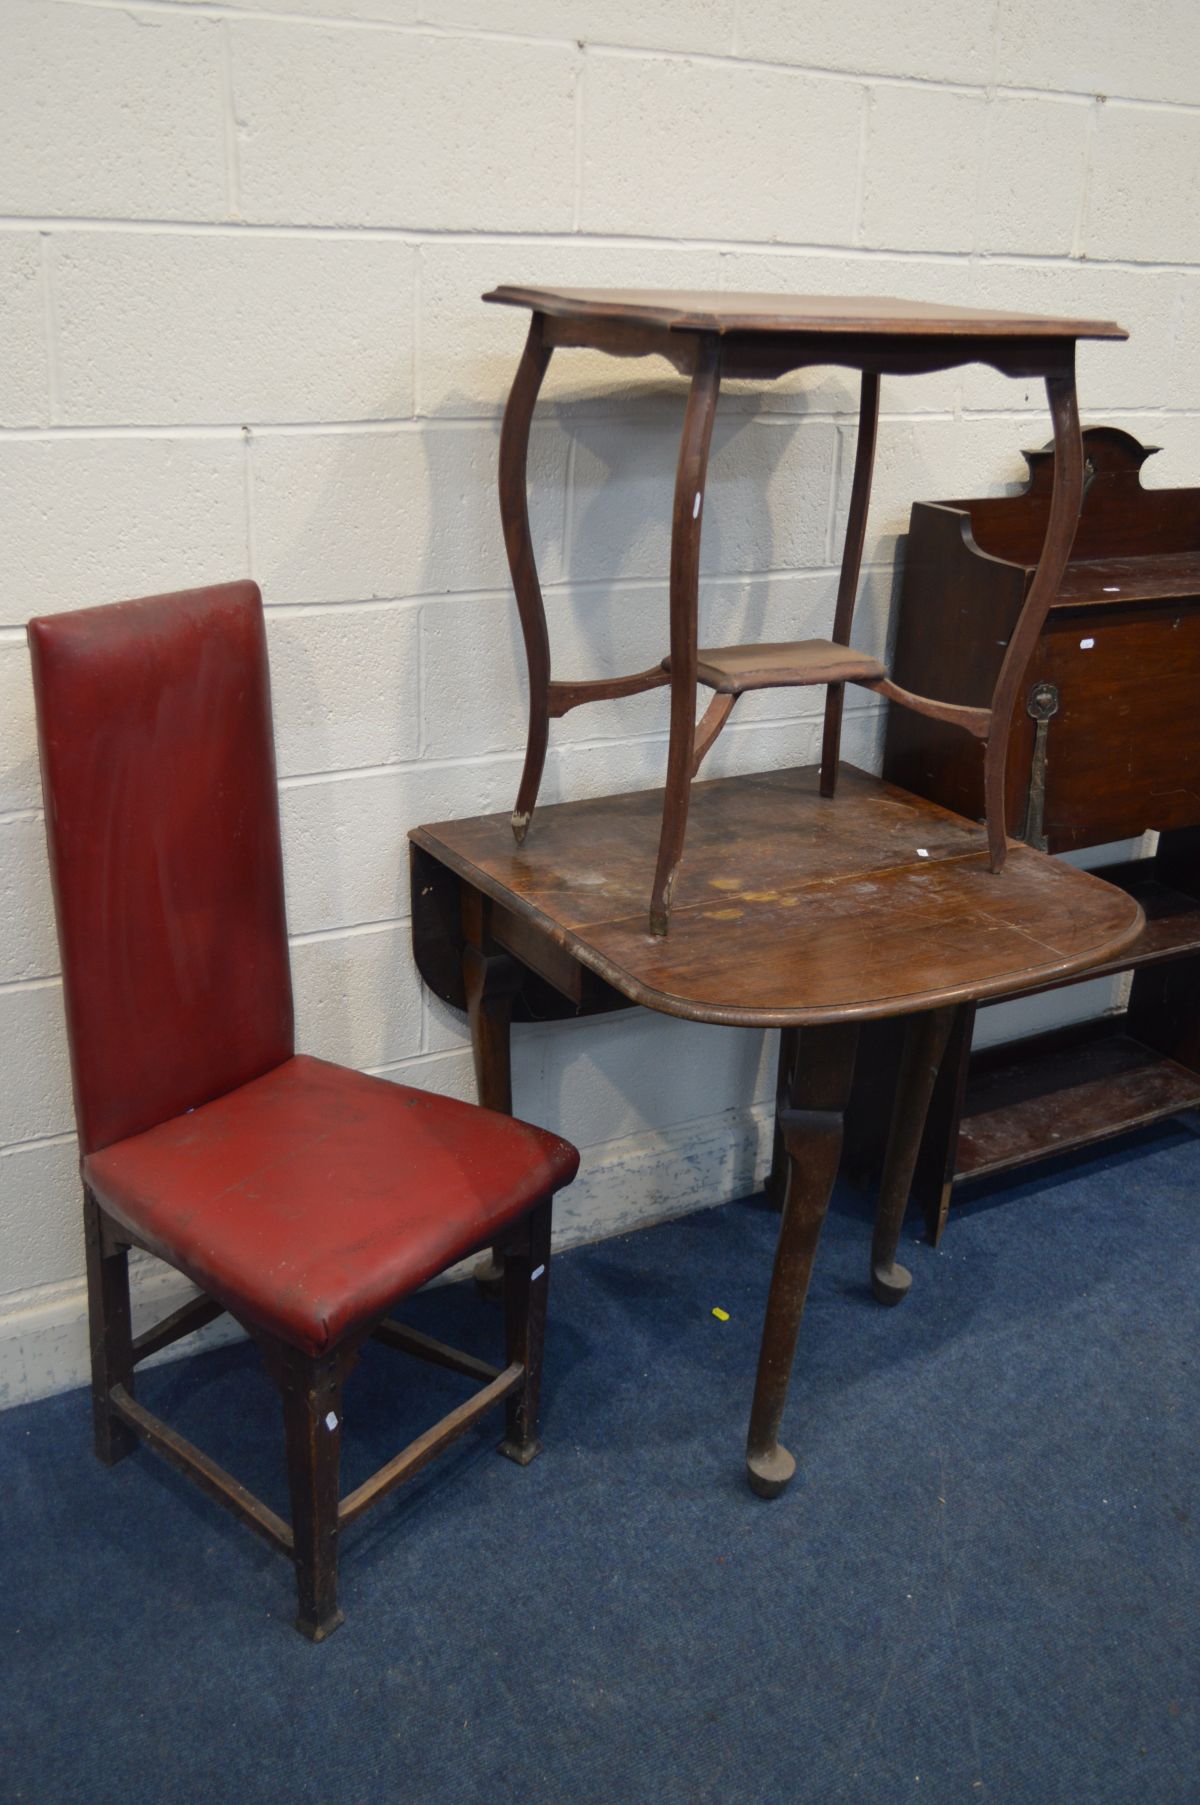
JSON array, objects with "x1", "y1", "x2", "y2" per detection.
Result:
[
  {"x1": 410, "y1": 763, "x2": 1142, "y2": 1498},
  {"x1": 484, "y1": 286, "x2": 1126, "y2": 934}
]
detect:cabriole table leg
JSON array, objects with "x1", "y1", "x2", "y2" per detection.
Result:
[
  {"x1": 499, "y1": 313, "x2": 554, "y2": 845},
  {"x1": 870, "y1": 1005, "x2": 956, "y2": 1303},
  {"x1": 746, "y1": 1021, "x2": 859, "y2": 1499},
  {"x1": 649, "y1": 333, "x2": 722, "y2": 936}
]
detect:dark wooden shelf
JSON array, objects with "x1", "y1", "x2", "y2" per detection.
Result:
[
  {"x1": 955, "y1": 1019, "x2": 1200, "y2": 1182},
  {"x1": 1053, "y1": 550, "x2": 1200, "y2": 608}
]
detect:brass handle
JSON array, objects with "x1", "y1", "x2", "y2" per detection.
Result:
[{"x1": 1021, "y1": 680, "x2": 1059, "y2": 851}]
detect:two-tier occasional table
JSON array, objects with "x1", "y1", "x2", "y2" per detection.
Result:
[{"x1": 484, "y1": 287, "x2": 1126, "y2": 933}]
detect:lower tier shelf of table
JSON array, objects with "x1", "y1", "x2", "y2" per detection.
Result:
[{"x1": 954, "y1": 1017, "x2": 1200, "y2": 1184}]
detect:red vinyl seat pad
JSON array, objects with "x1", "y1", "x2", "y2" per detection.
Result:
[{"x1": 83, "y1": 1055, "x2": 579, "y2": 1355}]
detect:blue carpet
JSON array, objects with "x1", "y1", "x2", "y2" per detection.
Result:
[{"x1": 2, "y1": 1125, "x2": 1198, "y2": 1805}]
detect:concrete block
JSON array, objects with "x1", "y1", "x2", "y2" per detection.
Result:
[
  {"x1": 0, "y1": 645, "x2": 41, "y2": 816},
  {"x1": 1084, "y1": 102, "x2": 1200, "y2": 265},
  {"x1": 181, "y1": 0, "x2": 733, "y2": 48},
  {"x1": 176, "y1": 0, "x2": 421, "y2": 15},
  {"x1": 861, "y1": 86, "x2": 987, "y2": 254},
  {"x1": 1171, "y1": 277, "x2": 1200, "y2": 414},
  {"x1": 52, "y1": 234, "x2": 415, "y2": 425},
  {"x1": 279, "y1": 752, "x2": 518, "y2": 936},
  {"x1": 266, "y1": 602, "x2": 420, "y2": 778},
  {"x1": 291, "y1": 921, "x2": 424, "y2": 1070},
  {"x1": 371, "y1": 1045, "x2": 477, "y2": 1105},
  {"x1": 250, "y1": 423, "x2": 567, "y2": 606},
  {"x1": 233, "y1": 22, "x2": 577, "y2": 229},
  {"x1": 739, "y1": 0, "x2": 994, "y2": 86},
  {"x1": 0, "y1": 438, "x2": 248, "y2": 627},
  {"x1": 0, "y1": 813, "x2": 57, "y2": 987},
  {"x1": 0, "y1": 984, "x2": 74, "y2": 1147},
  {"x1": 995, "y1": 0, "x2": 1200, "y2": 109},
  {"x1": 977, "y1": 96, "x2": 1090, "y2": 257},
  {"x1": 0, "y1": 0, "x2": 226, "y2": 221},
  {"x1": 421, "y1": 594, "x2": 528, "y2": 762},
  {"x1": 0, "y1": 236, "x2": 49, "y2": 427},
  {"x1": 433, "y1": 0, "x2": 735, "y2": 54},
  {"x1": 568, "y1": 410, "x2": 838, "y2": 584},
  {"x1": 581, "y1": 54, "x2": 861, "y2": 244},
  {"x1": 0, "y1": 1136, "x2": 81, "y2": 1297},
  {"x1": 423, "y1": 990, "x2": 470, "y2": 1058}
]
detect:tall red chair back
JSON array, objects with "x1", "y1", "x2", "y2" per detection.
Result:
[{"x1": 28, "y1": 581, "x2": 294, "y2": 1155}]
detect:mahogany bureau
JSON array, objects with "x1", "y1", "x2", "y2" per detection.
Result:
[{"x1": 854, "y1": 427, "x2": 1200, "y2": 1242}]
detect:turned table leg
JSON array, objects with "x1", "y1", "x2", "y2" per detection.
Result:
[
  {"x1": 649, "y1": 333, "x2": 722, "y2": 936},
  {"x1": 870, "y1": 1006, "x2": 956, "y2": 1304},
  {"x1": 746, "y1": 1021, "x2": 859, "y2": 1499}
]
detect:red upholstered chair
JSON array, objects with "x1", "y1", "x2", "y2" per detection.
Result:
[{"x1": 28, "y1": 580, "x2": 579, "y2": 1641}]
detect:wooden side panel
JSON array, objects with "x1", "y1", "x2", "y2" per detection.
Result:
[
  {"x1": 1127, "y1": 952, "x2": 1200, "y2": 1076},
  {"x1": 1034, "y1": 603, "x2": 1200, "y2": 851}
]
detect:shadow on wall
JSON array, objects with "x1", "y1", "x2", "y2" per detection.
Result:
[{"x1": 490, "y1": 373, "x2": 872, "y2": 810}]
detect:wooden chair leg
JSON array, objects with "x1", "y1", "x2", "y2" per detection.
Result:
[
  {"x1": 498, "y1": 1198, "x2": 553, "y2": 1465},
  {"x1": 745, "y1": 1023, "x2": 859, "y2": 1500},
  {"x1": 83, "y1": 1188, "x2": 137, "y2": 1466},
  {"x1": 649, "y1": 334, "x2": 723, "y2": 937},
  {"x1": 870, "y1": 1006, "x2": 956, "y2": 1304},
  {"x1": 279, "y1": 1348, "x2": 345, "y2": 1642}
]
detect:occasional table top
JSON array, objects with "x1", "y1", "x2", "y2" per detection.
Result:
[
  {"x1": 484, "y1": 286, "x2": 1127, "y2": 343},
  {"x1": 411, "y1": 765, "x2": 1144, "y2": 1028}
]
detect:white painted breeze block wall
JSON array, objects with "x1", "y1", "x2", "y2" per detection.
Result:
[{"x1": 2, "y1": 0, "x2": 1199, "y2": 1403}]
